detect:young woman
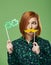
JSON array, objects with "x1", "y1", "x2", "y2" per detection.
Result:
[{"x1": 7, "y1": 11, "x2": 51, "y2": 65}]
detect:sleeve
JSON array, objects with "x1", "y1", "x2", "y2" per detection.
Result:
[
  {"x1": 38, "y1": 40, "x2": 51, "y2": 65},
  {"x1": 7, "y1": 41, "x2": 19, "y2": 65}
]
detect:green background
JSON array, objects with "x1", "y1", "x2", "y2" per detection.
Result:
[{"x1": 0, "y1": 0, "x2": 51, "y2": 65}]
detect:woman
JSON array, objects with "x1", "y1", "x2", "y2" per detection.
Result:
[{"x1": 7, "y1": 11, "x2": 51, "y2": 65}]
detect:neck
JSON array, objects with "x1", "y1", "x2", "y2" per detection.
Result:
[{"x1": 25, "y1": 34, "x2": 33, "y2": 44}]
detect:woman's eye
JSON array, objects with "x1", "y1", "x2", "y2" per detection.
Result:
[{"x1": 32, "y1": 21, "x2": 36, "y2": 24}]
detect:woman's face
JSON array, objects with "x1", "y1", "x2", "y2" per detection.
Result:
[{"x1": 26, "y1": 17, "x2": 38, "y2": 35}]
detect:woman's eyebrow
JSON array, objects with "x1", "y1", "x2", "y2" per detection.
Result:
[
  {"x1": 32, "y1": 21, "x2": 36, "y2": 23},
  {"x1": 32, "y1": 20, "x2": 36, "y2": 22}
]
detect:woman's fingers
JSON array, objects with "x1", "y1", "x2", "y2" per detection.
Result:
[
  {"x1": 7, "y1": 40, "x2": 11, "y2": 44},
  {"x1": 7, "y1": 40, "x2": 13, "y2": 54},
  {"x1": 32, "y1": 42, "x2": 40, "y2": 54},
  {"x1": 33, "y1": 42, "x2": 38, "y2": 46}
]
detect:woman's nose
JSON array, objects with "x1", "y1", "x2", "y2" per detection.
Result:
[{"x1": 29, "y1": 24, "x2": 32, "y2": 29}]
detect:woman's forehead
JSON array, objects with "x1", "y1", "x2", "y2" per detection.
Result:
[{"x1": 29, "y1": 17, "x2": 37, "y2": 23}]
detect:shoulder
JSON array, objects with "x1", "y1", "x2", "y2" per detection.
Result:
[
  {"x1": 11, "y1": 36, "x2": 23, "y2": 47},
  {"x1": 37, "y1": 37, "x2": 51, "y2": 46}
]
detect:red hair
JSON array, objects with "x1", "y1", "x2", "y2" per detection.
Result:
[{"x1": 19, "y1": 11, "x2": 42, "y2": 37}]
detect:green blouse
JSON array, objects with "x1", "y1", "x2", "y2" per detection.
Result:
[{"x1": 7, "y1": 36, "x2": 51, "y2": 65}]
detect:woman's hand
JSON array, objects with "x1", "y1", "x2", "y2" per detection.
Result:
[
  {"x1": 7, "y1": 40, "x2": 13, "y2": 54},
  {"x1": 32, "y1": 42, "x2": 40, "y2": 54}
]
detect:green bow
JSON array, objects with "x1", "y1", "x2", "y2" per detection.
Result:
[{"x1": 5, "y1": 19, "x2": 18, "y2": 29}]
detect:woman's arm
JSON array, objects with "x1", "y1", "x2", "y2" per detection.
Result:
[
  {"x1": 38, "y1": 40, "x2": 51, "y2": 65},
  {"x1": 7, "y1": 40, "x2": 19, "y2": 65}
]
